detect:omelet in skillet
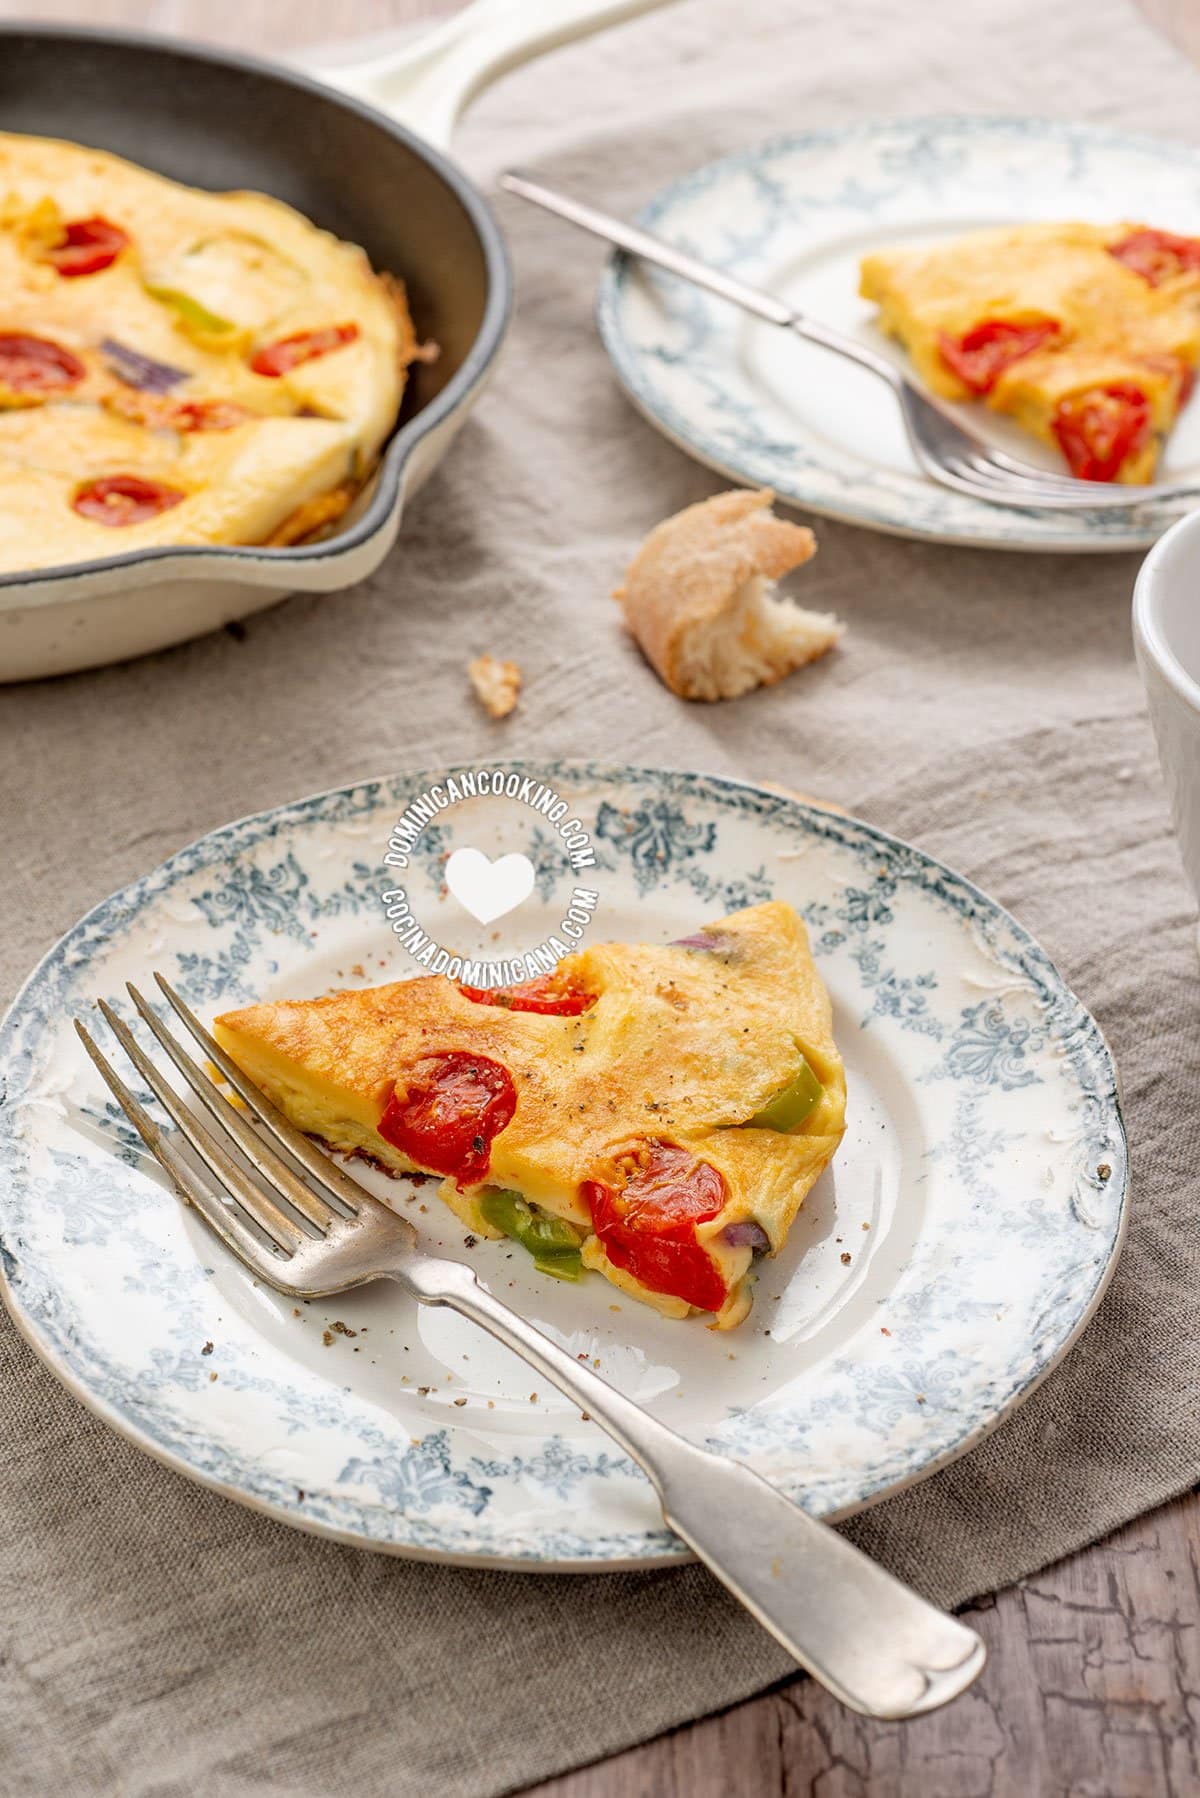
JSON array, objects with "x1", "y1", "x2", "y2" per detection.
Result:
[
  {"x1": 214, "y1": 901, "x2": 847, "y2": 1330},
  {"x1": 0, "y1": 132, "x2": 423, "y2": 573},
  {"x1": 860, "y1": 221, "x2": 1200, "y2": 482}
]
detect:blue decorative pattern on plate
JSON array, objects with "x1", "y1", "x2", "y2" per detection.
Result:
[
  {"x1": 0, "y1": 763, "x2": 1127, "y2": 1568},
  {"x1": 596, "y1": 116, "x2": 1200, "y2": 552}
]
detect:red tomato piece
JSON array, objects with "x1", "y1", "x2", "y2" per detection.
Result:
[
  {"x1": 1108, "y1": 228, "x2": 1200, "y2": 287},
  {"x1": 103, "y1": 391, "x2": 252, "y2": 434},
  {"x1": 72, "y1": 474, "x2": 186, "y2": 526},
  {"x1": 377, "y1": 1051, "x2": 517, "y2": 1187},
  {"x1": 249, "y1": 323, "x2": 359, "y2": 378},
  {"x1": 583, "y1": 1141, "x2": 728, "y2": 1313},
  {"x1": 171, "y1": 399, "x2": 251, "y2": 432},
  {"x1": 458, "y1": 973, "x2": 596, "y2": 1016},
  {"x1": 1051, "y1": 382, "x2": 1152, "y2": 482},
  {"x1": 0, "y1": 332, "x2": 86, "y2": 395},
  {"x1": 937, "y1": 317, "x2": 1061, "y2": 395},
  {"x1": 46, "y1": 216, "x2": 129, "y2": 277}
]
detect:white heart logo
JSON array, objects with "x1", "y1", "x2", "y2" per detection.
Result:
[{"x1": 445, "y1": 846, "x2": 536, "y2": 926}]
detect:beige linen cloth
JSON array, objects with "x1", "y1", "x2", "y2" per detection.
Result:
[{"x1": 3, "y1": 1, "x2": 1200, "y2": 1792}]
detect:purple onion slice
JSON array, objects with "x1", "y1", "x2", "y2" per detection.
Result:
[
  {"x1": 722, "y1": 1220, "x2": 771, "y2": 1253},
  {"x1": 101, "y1": 337, "x2": 189, "y2": 394},
  {"x1": 670, "y1": 929, "x2": 735, "y2": 952}
]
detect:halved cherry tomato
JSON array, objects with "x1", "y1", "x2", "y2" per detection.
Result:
[
  {"x1": 72, "y1": 474, "x2": 186, "y2": 526},
  {"x1": 1108, "y1": 228, "x2": 1200, "y2": 288},
  {"x1": 249, "y1": 323, "x2": 359, "y2": 378},
  {"x1": 937, "y1": 317, "x2": 1061, "y2": 395},
  {"x1": 0, "y1": 332, "x2": 86, "y2": 395},
  {"x1": 377, "y1": 1051, "x2": 517, "y2": 1187},
  {"x1": 46, "y1": 216, "x2": 129, "y2": 277},
  {"x1": 583, "y1": 1141, "x2": 728, "y2": 1313},
  {"x1": 1051, "y1": 382, "x2": 1152, "y2": 482},
  {"x1": 458, "y1": 973, "x2": 596, "y2": 1016}
]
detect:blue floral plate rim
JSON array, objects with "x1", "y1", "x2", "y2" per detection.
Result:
[
  {"x1": 0, "y1": 760, "x2": 1129, "y2": 1569},
  {"x1": 595, "y1": 112, "x2": 1200, "y2": 552}
]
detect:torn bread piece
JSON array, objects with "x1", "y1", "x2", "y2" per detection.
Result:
[
  {"x1": 614, "y1": 488, "x2": 841, "y2": 701},
  {"x1": 468, "y1": 654, "x2": 522, "y2": 719}
]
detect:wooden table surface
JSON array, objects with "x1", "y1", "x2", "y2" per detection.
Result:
[{"x1": 9, "y1": 2, "x2": 1198, "y2": 1793}]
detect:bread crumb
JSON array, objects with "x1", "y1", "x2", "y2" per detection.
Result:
[
  {"x1": 468, "y1": 654, "x2": 522, "y2": 719},
  {"x1": 614, "y1": 487, "x2": 841, "y2": 701}
]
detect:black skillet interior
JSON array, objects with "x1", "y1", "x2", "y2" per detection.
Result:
[{"x1": 0, "y1": 25, "x2": 511, "y2": 570}]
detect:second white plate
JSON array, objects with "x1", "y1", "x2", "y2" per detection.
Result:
[{"x1": 596, "y1": 115, "x2": 1200, "y2": 551}]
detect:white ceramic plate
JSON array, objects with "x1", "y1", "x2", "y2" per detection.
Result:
[
  {"x1": 0, "y1": 763, "x2": 1127, "y2": 1568},
  {"x1": 596, "y1": 115, "x2": 1200, "y2": 552}
]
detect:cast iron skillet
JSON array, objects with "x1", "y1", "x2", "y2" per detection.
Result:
[{"x1": 0, "y1": 3, "x2": 667, "y2": 678}]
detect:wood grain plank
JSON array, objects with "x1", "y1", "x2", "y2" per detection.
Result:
[{"x1": 527, "y1": 1490, "x2": 1200, "y2": 1797}]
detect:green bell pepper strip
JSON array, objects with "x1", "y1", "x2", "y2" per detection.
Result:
[
  {"x1": 746, "y1": 1057, "x2": 824, "y2": 1131},
  {"x1": 144, "y1": 284, "x2": 237, "y2": 337},
  {"x1": 480, "y1": 1190, "x2": 584, "y2": 1281},
  {"x1": 479, "y1": 1189, "x2": 530, "y2": 1238},
  {"x1": 531, "y1": 1252, "x2": 583, "y2": 1283}
]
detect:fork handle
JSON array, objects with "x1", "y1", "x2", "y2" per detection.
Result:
[
  {"x1": 394, "y1": 1254, "x2": 985, "y2": 1719},
  {"x1": 499, "y1": 171, "x2": 904, "y2": 386}
]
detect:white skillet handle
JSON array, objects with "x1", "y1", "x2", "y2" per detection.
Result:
[{"x1": 313, "y1": 0, "x2": 680, "y2": 149}]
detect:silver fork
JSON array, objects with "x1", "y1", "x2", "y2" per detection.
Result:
[
  {"x1": 501, "y1": 170, "x2": 1200, "y2": 514},
  {"x1": 76, "y1": 974, "x2": 986, "y2": 1721}
]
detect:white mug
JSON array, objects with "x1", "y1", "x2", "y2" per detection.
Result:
[{"x1": 1133, "y1": 507, "x2": 1200, "y2": 913}]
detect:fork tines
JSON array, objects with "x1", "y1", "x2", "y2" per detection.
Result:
[{"x1": 75, "y1": 975, "x2": 368, "y2": 1269}]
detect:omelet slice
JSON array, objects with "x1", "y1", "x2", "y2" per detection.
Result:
[
  {"x1": 860, "y1": 221, "x2": 1200, "y2": 482},
  {"x1": 0, "y1": 131, "x2": 422, "y2": 571},
  {"x1": 0, "y1": 405, "x2": 359, "y2": 566},
  {"x1": 214, "y1": 901, "x2": 847, "y2": 1330}
]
